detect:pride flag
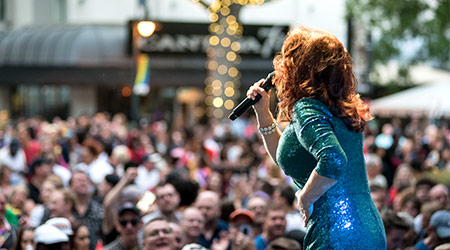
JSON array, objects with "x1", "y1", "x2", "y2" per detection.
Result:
[{"x1": 133, "y1": 53, "x2": 151, "y2": 96}]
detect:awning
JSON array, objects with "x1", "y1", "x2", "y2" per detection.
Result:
[
  {"x1": 370, "y1": 81, "x2": 450, "y2": 118},
  {"x1": 0, "y1": 24, "x2": 273, "y2": 87}
]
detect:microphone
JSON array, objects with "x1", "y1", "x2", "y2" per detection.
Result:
[{"x1": 228, "y1": 71, "x2": 275, "y2": 121}]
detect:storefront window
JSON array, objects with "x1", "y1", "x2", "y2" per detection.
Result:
[{"x1": 11, "y1": 85, "x2": 70, "y2": 120}]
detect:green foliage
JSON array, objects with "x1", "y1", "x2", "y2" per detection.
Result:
[{"x1": 347, "y1": 0, "x2": 450, "y2": 68}]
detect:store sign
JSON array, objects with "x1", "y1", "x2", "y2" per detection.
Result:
[{"x1": 137, "y1": 22, "x2": 289, "y2": 58}]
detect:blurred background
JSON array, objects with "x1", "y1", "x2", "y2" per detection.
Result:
[
  {"x1": 0, "y1": 0, "x2": 447, "y2": 124},
  {"x1": 0, "y1": 1, "x2": 448, "y2": 250}
]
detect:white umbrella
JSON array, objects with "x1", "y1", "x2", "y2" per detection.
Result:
[{"x1": 369, "y1": 81, "x2": 450, "y2": 118}]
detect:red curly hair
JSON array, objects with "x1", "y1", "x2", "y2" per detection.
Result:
[{"x1": 273, "y1": 26, "x2": 372, "y2": 132}]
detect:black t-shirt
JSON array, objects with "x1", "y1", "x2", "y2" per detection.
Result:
[{"x1": 27, "y1": 182, "x2": 41, "y2": 204}]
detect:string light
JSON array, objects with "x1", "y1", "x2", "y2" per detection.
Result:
[
  {"x1": 213, "y1": 109, "x2": 223, "y2": 118},
  {"x1": 213, "y1": 97, "x2": 224, "y2": 108},
  {"x1": 209, "y1": 36, "x2": 219, "y2": 46},
  {"x1": 198, "y1": 1, "x2": 250, "y2": 118},
  {"x1": 224, "y1": 99, "x2": 235, "y2": 110}
]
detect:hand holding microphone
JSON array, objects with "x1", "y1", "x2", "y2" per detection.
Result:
[{"x1": 228, "y1": 72, "x2": 275, "y2": 120}]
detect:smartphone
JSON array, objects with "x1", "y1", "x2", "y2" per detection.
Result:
[{"x1": 239, "y1": 224, "x2": 252, "y2": 236}]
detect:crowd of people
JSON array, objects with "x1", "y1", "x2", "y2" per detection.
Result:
[{"x1": 0, "y1": 112, "x2": 447, "y2": 250}]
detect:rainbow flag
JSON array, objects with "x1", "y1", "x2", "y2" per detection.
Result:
[{"x1": 133, "y1": 53, "x2": 151, "y2": 96}]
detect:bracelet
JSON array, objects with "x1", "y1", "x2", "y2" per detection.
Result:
[{"x1": 258, "y1": 120, "x2": 277, "y2": 135}]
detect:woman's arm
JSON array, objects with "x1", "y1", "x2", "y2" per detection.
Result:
[
  {"x1": 296, "y1": 171, "x2": 337, "y2": 225},
  {"x1": 247, "y1": 80, "x2": 280, "y2": 163}
]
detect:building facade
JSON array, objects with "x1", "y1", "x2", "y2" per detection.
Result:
[{"x1": 0, "y1": 0, "x2": 348, "y2": 121}]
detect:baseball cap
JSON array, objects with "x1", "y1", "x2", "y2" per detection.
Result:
[
  {"x1": 34, "y1": 224, "x2": 69, "y2": 244},
  {"x1": 229, "y1": 209, "x2": 254, "y2": 223},
  {"x1": 430, "y1": 210, "x2": 450, "y2": 239},
  {"x1": 118, "y1": 202, "x2": 141, "y2": 217},
  {"x1": 45, "y1": 217, "x2": 73, "y2": 236}
]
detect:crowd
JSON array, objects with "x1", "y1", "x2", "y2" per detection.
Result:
[{"x1": 0, "y1": 112, "x2": 447, "y2": 250}]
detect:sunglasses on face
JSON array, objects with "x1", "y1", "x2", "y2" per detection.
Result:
[
  {"x1": 147, "y1": 228, "x2": 172, "y2": 237},
  {"x1": 119, "y1": 219, "x2": 139, "y2": 227}
]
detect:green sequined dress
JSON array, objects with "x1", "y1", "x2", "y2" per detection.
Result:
[{"x1": 276, "y1": 98, "x2": 386, "y2": 250}]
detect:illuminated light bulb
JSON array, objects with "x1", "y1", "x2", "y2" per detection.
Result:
[
  {"x1": 221, "y1": 38, "x2": 231, "y2": 47},
  {"x1": 228, "y1": 67, "x2": 238, "y2": 77},
  {"x1": 204, "y1": 85, "x2": 213, "y2": 95},
  {"x1": 218, "y1": 65, "x2": 228, "y2": 75},
  {"x1": 226, "y1": 16, "x2": 236, "y2": 24},
  {"x1": 224, "y1": 100, "x2": 235, "y2": 110},
  {"x1": 208, "y1": 60, "x2": 218, "y2": 70},
  {"x1": 212, "y1": 88, "x2": 222, "y2": 96},
  {"x1": 224, "y1": 81, "x2": 234, "y2": 88},
  {"x1": 220, "y1": 7, "x2": 230, "y2": 16},
  {"x1": 213, "y1": 109, "x2": 224, "y2": 118},
  {"x1": 212, "y1": 80, "x2": 222, "y2": 88},
  {"x1": 226, "y1": 52, "x2": 236, "y2": 61},
  {"x1": 205, "y1": 96, "x2": 213, "y2": 105},
  {"x1": 209, "y1": 13, "x2": 219, "y2": 22},
  {"x1": 213, "y1": 97, "x2": 223, "y2": 108},
  {"x1": 226, "y1": 28, "x2": 236, "y2": 35},
  {"x1": 209, "y1": 36, "x2": 219, "y2": 46},
  {"x1": 231, "y1": 42, "x2": 241, "y2": 51},
  {"x1": 121, "y1": 86, "x2": 132, "y2": 97},
  {"x1": 224, "y1": 87, "x2": 235, "y2": 97},
  {"x1": 136, "y1": 21, "x2": 156, "y2": 37}
]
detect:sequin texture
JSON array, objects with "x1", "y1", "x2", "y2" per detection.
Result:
[{"x1": 276, "y1": 98, "x2": 387, "y2": 250}]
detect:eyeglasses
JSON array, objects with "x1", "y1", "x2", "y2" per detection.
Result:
[
  {"x1": 157, "y1": 192, "x2": 175, "y2": 200},
  {"x1": 147, "y1": 228, "x2": 172, "y2": 237},
  {"x1": 119, "y1": 219, "x2": 139, "y2": 227}
]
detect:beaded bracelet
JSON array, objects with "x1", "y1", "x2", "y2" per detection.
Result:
[{"x1": 258, "y1": 120, "x2": 277, "y2": 135}]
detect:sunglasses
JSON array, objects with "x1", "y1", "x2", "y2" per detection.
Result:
[
  {"x1": 147, "y1": 228, "x2": 172, "y2": 237},
  {"x1": 119, "y1": 219, "x2": 139, "y2": 227}
]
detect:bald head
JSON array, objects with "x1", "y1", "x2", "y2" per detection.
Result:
[
  {"x1": 195, "y1": 191, "x2": 220, "y2": 224},
  {"x1": 429, "y1": 184, "x2": 449, "y2": 209},
  {"x1": 181, "y1": 207, "x2": 205, "y2": 241}
]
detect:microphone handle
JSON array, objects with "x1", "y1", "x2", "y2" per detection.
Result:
[
  {"x1": 228, "y1": 72, "x2": 275, "y2": 120},
  {"x1": 228, "y1": 95, "x2": 261, "y2": 121}
]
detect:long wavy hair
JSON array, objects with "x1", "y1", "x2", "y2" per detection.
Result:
[{"x1": 273, "y1": 26, "x2": 372, "y2": 132}]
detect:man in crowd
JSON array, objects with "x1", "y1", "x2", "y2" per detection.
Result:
[
  {"x1": 142, "y1": 182, "x2": 181, "y2": 224},
  {"x1": 104, "y1": 202, "x2": 143, "y2": 250},
  {"x1": 274, "y1": 184, "x2": 305, "y2": 233},
  {"x1": 254, "y1": 204, "x2": 287, "y2": 250},
  {"x1": 415, "y1": 210, "x2": 450, "y2": 250},
  {"x1": 429, "y1": 184, "x2": 449, "y2": 209},
  {"x1": 142, "y1": 218, "x2": 176, "y2": 250},
  {"x1": 179, "y1": 207, "x2": 205, "y2": 245},
  {"x1": 370, "y1": 184, "x2": 388, "y2": 213},
  {"x1": 195, "y1": 190, "x2": 228, "y2": 249},
  {"x1": 70, "y1": 170, "x2": 104, "y2": 250},
  {"x1": 246, "y1": 194, "x2": 268, "y2": 237},
  {"x1": 382, "y1": 210, "x2": 410, "y2": 250},
  {"x1": 47, "y1": 189, "x2": 76, "y2": 223}
]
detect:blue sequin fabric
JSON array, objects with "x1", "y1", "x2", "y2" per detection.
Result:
[{"x1": 276, "y1": 98, "x2": 387, "y2": 250}]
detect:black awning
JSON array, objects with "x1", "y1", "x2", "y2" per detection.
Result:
[{"x1": 0, "y1": 25, "x2": 273, "y2": 87}]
